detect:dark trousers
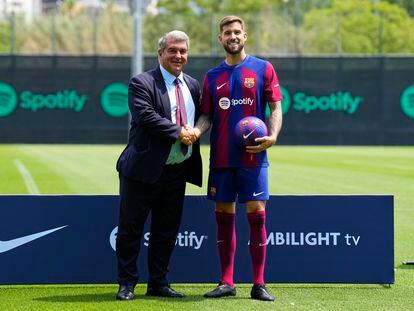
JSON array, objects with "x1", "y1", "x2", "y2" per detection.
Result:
[{"x1": 116, "y1": 162, "x2": 186, "y2": 288}]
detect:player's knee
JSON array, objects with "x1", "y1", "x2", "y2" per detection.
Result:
[
  {"x1": 215, "y1": 202, "x2": 235, "y2": 213},
  {"x1": 246, "y1": 201, "x2": 266, "y2": 213}
]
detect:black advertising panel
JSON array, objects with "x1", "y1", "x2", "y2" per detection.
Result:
[
  {"x1": 0, "y1": 56, "x2": 130, "y2": 144},
  {"x1": 270, "y1": 56, "x2": 414, "y2": 145},
  {"x1": 0, "y1": 55, "x2": 413, "y2": 145}
]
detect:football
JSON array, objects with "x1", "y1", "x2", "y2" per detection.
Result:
[{"x1": 234, "y1": 116, "x2": 268, "y2": 148}]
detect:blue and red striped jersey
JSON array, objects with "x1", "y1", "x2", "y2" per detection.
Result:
[{"x1": 201, "y1": 55, "x2": 283, "y2": 168}]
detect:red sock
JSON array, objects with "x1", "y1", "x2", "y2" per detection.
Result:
[
  {"x1": 215, "y1": 211, "x2": 236, "y2": 287},
  {"x1": 247, "y1": 210, "x2": 267, "y2": 286}
]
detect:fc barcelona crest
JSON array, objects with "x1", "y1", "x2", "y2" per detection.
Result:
[{"x1": 244, "y1": 77, "x2": 255, "y2": 88}]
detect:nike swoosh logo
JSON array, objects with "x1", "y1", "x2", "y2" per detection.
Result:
[
  {"x1": 0, "y1": 225, "x2": 67, "y2": 253},
  {"x1": 243, "y1": 129, "x2": 255, "y2": 139},
  {"x1": 253, "y1": 191, "x2": 264, "y2": 197},
  {"x1": 217, "y1": 83, "x2": 227, "y2": 90},
  {"x1": 274, "y1": 83, "x2": 279, "y2": 88},
  {"x1": 217, "y1": 240, "x2": 225, "y2": 243}
]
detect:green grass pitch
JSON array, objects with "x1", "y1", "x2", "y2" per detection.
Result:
[{"x1": 0, "y1": 144, "x2": 414, "y2": 310}]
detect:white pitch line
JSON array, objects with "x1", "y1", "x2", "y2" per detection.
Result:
[{"x1": 14, "y1": 159, "x2": 40, "y2": 194}]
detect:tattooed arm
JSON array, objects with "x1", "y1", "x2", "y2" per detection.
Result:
[
  {"x1": 246, "y1": 101, "x2": 283, "y2": 153},
  {"x1": 185, "y1": 113, "x2": 211, "y2": 143}
]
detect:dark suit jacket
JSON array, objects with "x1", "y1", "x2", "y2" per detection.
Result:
[{"x1": 116, "y1": 66, "x2": 202, "y2": 187}]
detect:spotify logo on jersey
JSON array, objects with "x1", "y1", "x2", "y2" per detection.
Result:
[
  {"x1": 101, "y1": 83, "x2": 129, "y2": 117},
  {"x1": 401, "y1": 85, "x2": 414, "y2": 119},
  {"x1": 0, "y1": 82, "x2": 18, "y2": 117}
]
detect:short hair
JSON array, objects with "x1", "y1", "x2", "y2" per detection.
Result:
[
  {"x1": 219, "y1": 15, "x2": 245, "y2": 33},
  {"x1": 158, "y1": 30, "x2": 190, "y2": 52}
]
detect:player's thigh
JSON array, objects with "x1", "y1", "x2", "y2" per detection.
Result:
[{"x1": 236, "y1": 167, "x2": 269, "y2": 204}]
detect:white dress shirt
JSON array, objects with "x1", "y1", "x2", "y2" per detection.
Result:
[{"x1": 159, "y1": 65, "x2": 195, "y2": 164}]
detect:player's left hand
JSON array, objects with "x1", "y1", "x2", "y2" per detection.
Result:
[{"x1": 246, "y1": 136, "x2": 276, "y2": 153}]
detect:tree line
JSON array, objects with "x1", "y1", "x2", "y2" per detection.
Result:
[{"x1": 0, "y1": 0, "x2": 413, "y2": 54}]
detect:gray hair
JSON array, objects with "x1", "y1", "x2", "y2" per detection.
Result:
[{"x1": 158, "y1": 30, "x2": 190, "y2": 52}]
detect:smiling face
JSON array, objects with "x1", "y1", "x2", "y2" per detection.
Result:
[
  {"x1": 158, "y1": 38, "x2": 188, "y2": 77},
  {"x1": 219, "y1": 21, "x2": 247, "y2": 55}
]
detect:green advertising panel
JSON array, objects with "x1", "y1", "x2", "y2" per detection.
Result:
[
  {"x1": 292, "y1": 91, "x2": 363, "y2": 114},
  {"x1": 280, "y1": 86, "x2": 291, "y2": 115},
  {"x1": 401, "y1": 85, "x2": 414, "y2": 119},
  {"x1": 0, "y1": 82, "x2": 18, "y2": 117},
  {"x1": 101, "y1": 83, "x2": 129, "y2": 118},
  {"x1": 19, "y1": 90, "x2": 88, "y2": 112}
]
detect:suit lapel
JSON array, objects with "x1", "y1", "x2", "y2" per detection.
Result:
[{"x1": 154, "y1": 66, "x2": 172, "y2": 121}]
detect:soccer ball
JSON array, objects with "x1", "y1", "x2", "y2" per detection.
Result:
[{"x1": 234, "y1": 116, "x2": 268, "y2": 148}]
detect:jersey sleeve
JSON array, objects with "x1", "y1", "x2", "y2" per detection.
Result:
[
  {"x1": 264, "y1": 62, "x2": 283, "y2": 103},
  {"x1": 200, "y1": 74, "x2": 213, "y2": 116}
]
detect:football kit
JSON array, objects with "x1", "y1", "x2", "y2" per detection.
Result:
[{"x1": 201, "y1": 55, "x2": 282, "y2": 202}]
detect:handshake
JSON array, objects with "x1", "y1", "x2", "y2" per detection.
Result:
[{"x1": 178, "y1": 125, "x2": 201, "y2": 145}]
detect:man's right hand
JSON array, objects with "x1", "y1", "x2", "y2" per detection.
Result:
[{"x1": 179, "y1": 126, "x2": 199, "y2": 145}]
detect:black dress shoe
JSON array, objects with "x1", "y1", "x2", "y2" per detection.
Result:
[
  {"x1": 204, "y1": 282, "x2": 236, "y2": 298},
  {"x1": 116, "y1": 284, "x2": 135, "y2": 301},
  {"x1": 250, "y1": 284, "x2": 275, "y2": 301},
  {"x1": 146, "y1": 286, "x2": 184, "y2": 298}
]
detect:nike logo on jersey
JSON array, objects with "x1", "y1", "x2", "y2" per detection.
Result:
[
  {"x1": 253, "y1": 191, "x2": 264, "y2": 197},
  {"x1": 274, "y1": 83, "x2": 279, "y2": 88},
  {"x1": 216, "y1": 83, "x2": 227, "y2": 90},
  {"x1": 0, "y1": 225, "x2": 67, "y2": 253},
  {"x1": 243, "y1": 129, "x2": 255, "y2": 139}
]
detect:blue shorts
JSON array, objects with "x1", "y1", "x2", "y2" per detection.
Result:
[{"x1": 207, "y1": 167, "x2": 269, "y2": 203}]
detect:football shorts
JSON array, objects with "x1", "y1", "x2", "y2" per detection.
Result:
[{"x1": 207, "y1": 167, "x2": 269, "y2": 203}]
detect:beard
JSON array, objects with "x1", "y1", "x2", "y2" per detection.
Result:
[{"x1": 223, "y1": 41, "x2": 245, "y2": 55}]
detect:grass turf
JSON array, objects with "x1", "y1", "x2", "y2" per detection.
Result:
[{"x1": 1, "y1": 144, "x2": 414, "y2": 310}]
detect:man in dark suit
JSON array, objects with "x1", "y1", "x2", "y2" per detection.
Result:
[{"x1": 115, "y1": 30, "x2": 202, "y2": 301}]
